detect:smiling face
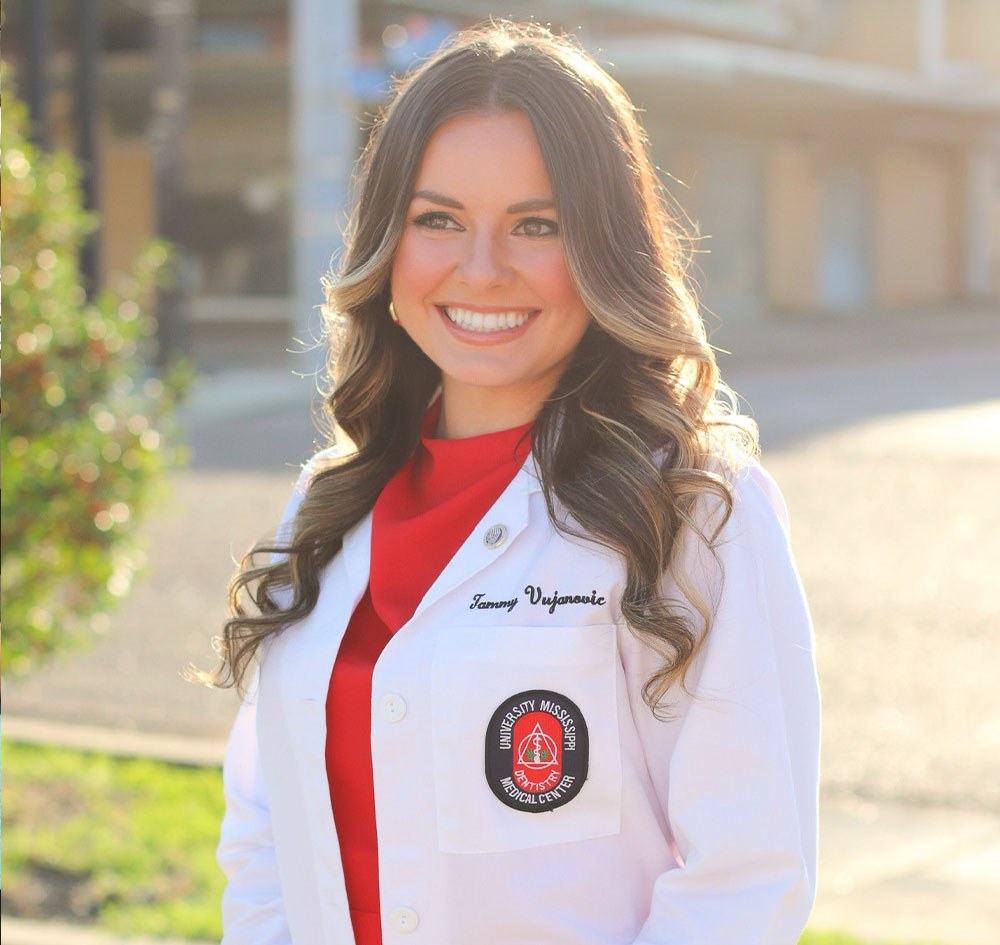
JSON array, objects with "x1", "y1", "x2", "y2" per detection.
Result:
[{"x1": 389, "y1": 110, "x2": 591, "y2": 436}]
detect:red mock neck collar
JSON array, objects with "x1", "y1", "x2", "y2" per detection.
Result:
[
  {"x1": 415, "y1": 396, "x2": 533, "y2": 489},
  {"x1": 368, "y1": 398, "x2": 533, "y2": 631}
]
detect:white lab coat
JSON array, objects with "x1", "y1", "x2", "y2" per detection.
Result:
[{"x1": 218, "y1": 446, "x2": 820, "y2": 945}]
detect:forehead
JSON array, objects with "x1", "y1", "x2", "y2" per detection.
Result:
[{"x1": 412, "y1": 110, "x2": 554, "y2": 202}]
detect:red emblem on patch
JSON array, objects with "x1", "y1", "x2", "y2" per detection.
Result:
[{"x1": 513, "y1": 713, "x2": 562, "y2": 792}]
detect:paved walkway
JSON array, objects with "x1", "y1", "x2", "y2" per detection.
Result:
[{"x1": 4, "y1": 307, "x2": 999, "y2": 944}]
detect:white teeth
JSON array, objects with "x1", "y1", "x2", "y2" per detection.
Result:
[{"x1": 442, "y1": 307, "x2": 533, "y2": 332}]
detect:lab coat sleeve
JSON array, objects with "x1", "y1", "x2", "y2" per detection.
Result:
[
  {"x1": 632, "y1": 461, "x2": 821, "y2": 944},
  {"x1": 217, "y1": 448, "x2": 336, "y2": 944},
  {"x1": 217, "y1": 669, "x2": 291, "y2": 945}
]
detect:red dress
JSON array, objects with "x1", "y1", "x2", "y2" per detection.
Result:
[{"x1": 325, "y1": 400, "x2": 532, "y2": 944}]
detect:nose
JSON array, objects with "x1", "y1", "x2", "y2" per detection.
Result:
[{"x1": 456, "y1": 227, "x2": 512, "y2": 288}]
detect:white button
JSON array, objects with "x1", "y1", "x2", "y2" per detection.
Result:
[
  {"x1": 483, "y1": 523, "x2": 508, "y2": 549},
  {"x1": 388, "y1": 905, "x2": 419, "y2": 933},
  {"x1": 379, "y1": 693, "x2": 407, "y2": 723}
]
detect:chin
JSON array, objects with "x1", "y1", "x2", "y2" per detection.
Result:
[{"x1": 440, "y1": 364, "x2": 537, "y2": 391}]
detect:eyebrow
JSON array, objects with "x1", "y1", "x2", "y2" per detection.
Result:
[{"x1": 412, "y1": 189, "x2": 556, "y2": 214}]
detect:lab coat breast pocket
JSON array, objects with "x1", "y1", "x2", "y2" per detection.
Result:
[{"x1": 431, "y1": 624, "x2": 622, "y2": 854}]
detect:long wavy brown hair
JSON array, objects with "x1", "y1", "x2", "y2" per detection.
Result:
[{"x1": 211, "y1": 19, "x2": 759, "y2": 716}]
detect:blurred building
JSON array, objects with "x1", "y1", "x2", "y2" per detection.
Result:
[{"x1": 6, "y1": 0, "x2": 999, "y2": 368}]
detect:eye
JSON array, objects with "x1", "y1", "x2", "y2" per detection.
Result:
[
  {"x1": 515, "y1": 217, "x2": 559, "y2": 238},
  {"x1": 413, "y1": 211, "x2": 462, "y2": 231}
]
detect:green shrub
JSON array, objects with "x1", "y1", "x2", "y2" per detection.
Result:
[{"x1": 1, "y1": 72, "x2": 192, "y2": 675}]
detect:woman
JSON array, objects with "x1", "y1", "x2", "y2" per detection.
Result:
[{"x1": 214, "y1": 19, "x2": 820, "y2": 945}]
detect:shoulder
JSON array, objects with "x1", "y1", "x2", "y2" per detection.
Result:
[
  {"x1": 691, "y1": 451, "x2": 792, "y2": 551},
  {"x1": 274, "y1": 444, "x2": 341, "y2": 542},
  {"x1": 663, "y1": 456, "x2": 795, "y2": 614},
  {"x1": 291, "y1": 444, "x2": 341, "y2": 495},
  {"x1": 729, "y1": 458, "x2": 792, "y2": 545}
]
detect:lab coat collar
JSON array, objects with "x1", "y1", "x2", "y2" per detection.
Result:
[
  {"x1": 341, "y1": 448, "x2": 544, "y2": 625},
  {"x1": 411, "y1": 448, "x2": 542, "y2": 623}
]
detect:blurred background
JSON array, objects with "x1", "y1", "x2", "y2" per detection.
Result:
[
  {"x1": 2, "y1": 2, "x2": 999, "y2": 945},
  {"x1": 4, "y1": 0, "x2": 1000, "y2": 367}
]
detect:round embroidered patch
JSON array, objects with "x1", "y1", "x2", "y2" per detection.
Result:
[{"x1": 485, "y1": 689, "x2": 588, "y2": 812}]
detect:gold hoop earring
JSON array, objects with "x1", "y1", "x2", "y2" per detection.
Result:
[{"x1": 388, "y1": 301, "x2": 399, "y2": 324}]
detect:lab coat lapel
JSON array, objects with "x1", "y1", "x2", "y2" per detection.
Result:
[
  {"x1": 282, "y1": 510, "x2": 372, "y2": 704},
  {"x1": 342, "y1": 505, "x2": 373, "y2": 597},
  {"x1": 409, "y1": 451, "x2": 543, "y2": 623}
]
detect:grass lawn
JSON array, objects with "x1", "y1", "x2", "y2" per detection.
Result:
[
  {"x1": 1, "y1": 740, "x2": 226, "y2": 940},
  {"x1": 0, "y1": 740, "x2": 949, "y2": 944}
]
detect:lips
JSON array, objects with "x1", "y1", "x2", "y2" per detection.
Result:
[{"x1": 435, "y1": 305, "x2": 539, "y2": 342}]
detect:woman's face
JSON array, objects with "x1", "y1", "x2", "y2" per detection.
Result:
[{"x1": 390, "y1": 110, "x2": 590, "y2": 424}]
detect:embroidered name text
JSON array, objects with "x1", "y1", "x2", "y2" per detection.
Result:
[
  {"x1": 524, "y1": 584, "x2": 607, "y2": 614},
  {"x1": 470, "y1": 593, "x2": 519, "y2": 613}
]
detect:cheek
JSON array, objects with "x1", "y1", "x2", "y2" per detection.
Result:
[
  {"x1": 392, "y1": 233, "x2": 453, "y2": 299},
  {"x1": 524, "y1": 246, "x2": 582, "y2": 307}
]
